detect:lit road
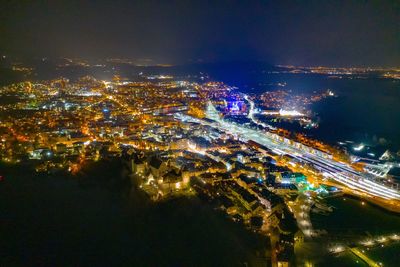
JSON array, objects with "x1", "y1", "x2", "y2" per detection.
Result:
[
  {"x1": 348, "y1": 247, "x2": 381, "y2": 267},
  {"x1": 176, "y1": 100, "x2": 400, "y2": 203},
  {"x1": 244, "y1": 94, "x2": 275, "y2": 130}
]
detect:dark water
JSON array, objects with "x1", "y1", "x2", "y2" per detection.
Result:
[
  {"x1": 311, "y1": 197, "x2": 400, "y2": 266},
  {"x1": 197, "y1": 64, "x2": 400, "y2": 150},
  {"x1": 367, "y1": 242, "x2": 400, "y2": 267},
  {"x1": 310, "y1": 78, "x2": 400, "y2": 150},
  {"x1": 228, "y1": 73, "x2": 400, "y2": 151},
  {"x1": 312, "y1": 197, "x2": 400, "y2": 236},
  {"x1": 0, "y1": 161, "x2": 268, "y2": 267}
]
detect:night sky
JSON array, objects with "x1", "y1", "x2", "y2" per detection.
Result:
[{"x1": 1, "y1": 0, "x2": 399, "y2": 66}]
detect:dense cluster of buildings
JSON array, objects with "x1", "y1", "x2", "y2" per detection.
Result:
[{"x1": 2, "y1": 73, "x2": 398, "y2": 266}]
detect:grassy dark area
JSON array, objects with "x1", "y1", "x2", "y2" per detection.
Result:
[{"x1": 0, "y1": 160, "x2": 267, "y2": 267}]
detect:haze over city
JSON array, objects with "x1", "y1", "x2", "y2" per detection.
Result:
[{"x1": 1, "y1": 0, "x2": 400, "y2": 66}]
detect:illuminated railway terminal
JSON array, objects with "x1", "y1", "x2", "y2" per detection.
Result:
[{"x1": 176, "y1": 101, "x2": 400, "y2": 207}]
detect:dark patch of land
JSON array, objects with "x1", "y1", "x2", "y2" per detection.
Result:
[{"x1": 0, "y1": 160, "x2": 268, "y2": 267}]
